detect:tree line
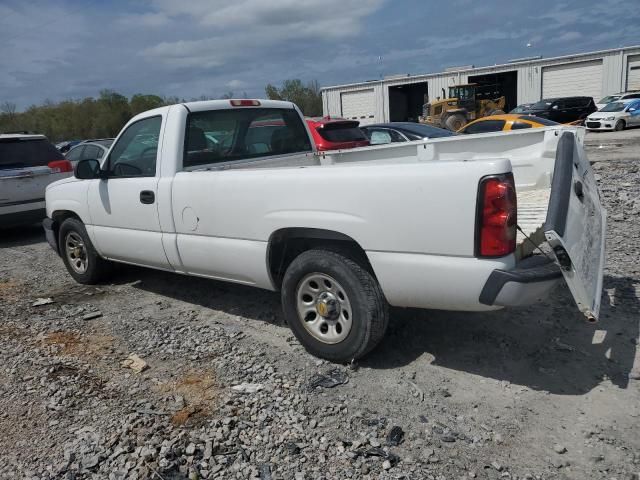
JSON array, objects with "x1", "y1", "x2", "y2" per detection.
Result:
[{"x1": 0, "y1": 79, "x2": 323, "y2": 142}]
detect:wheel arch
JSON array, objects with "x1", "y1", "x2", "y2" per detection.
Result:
[
  {"x1": 266, "y1": 227, "x2": 373, "y2": 290},
  {"x1": 50, "y1": 210, "x2": 84, "y2": 254}
]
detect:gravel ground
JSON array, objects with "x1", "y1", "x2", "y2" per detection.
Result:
[{"x1": 1, "y1": 128, "x2": 639, "y2": 480}]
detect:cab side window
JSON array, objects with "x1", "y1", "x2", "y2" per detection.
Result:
[{"x1": 107, "y1": 116, "x2": 162, "y2": 177}]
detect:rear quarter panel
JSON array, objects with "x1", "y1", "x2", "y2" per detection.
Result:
[{"x1": 170, "y1": 158, "x2": 511, "y2": 291}]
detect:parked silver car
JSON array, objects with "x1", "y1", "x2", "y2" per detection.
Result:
[{"x1": 65, "y1": 139, "x2": 114, "y2": 165}]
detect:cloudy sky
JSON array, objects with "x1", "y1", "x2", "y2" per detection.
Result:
[{"x1": 2, "y1": 0, "x2": 639, "y2": 109}]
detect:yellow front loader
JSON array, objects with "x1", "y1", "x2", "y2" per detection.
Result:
[{"x1": 421, "y1": 83, "x2": 506, "y2": 131}]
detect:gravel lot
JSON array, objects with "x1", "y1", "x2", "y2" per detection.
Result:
[{"x1": 1, "y1": 128, "x2": 639, "y2": 480}]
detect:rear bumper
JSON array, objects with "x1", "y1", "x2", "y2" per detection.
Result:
[
  {"x1": 479, "y1": 255, "x2": 561, "y2": 307},
  {"x1": 43, "y1": 217, "x2": 60, "y2": 255}
]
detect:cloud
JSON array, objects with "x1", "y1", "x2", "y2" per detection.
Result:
[
  {"x1": 2, "y1": 0, "x2": 639, "y2": 110},
  {"x1": 141, "y1": 0, "x2": 385, "y2": 68},
  {"x1": 552, "y1": 31, "x2": 583, "y2": 43},
  {"x1": 0, "y1": 2, "x2": 88, "y2": 92},
  {"x1": 118, "y1": 12, "x2": 170, "y2": 27},
  {"x1": 151, "y1": 0, "x2": 383, "y2": 30},
  {"x1": 226, "y1": 79, "x2": 247, "y2": 89}
]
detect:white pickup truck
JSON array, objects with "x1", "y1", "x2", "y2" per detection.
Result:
[{"x1": 44, "y1": 99, "x2": 606, "y2": 362}]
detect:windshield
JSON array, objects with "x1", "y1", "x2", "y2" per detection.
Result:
[
  {"x1": 531, "y1": 100, "x2": 553, "y2": 110},
  {"x1": 449, "y1": 86, "x2": 474, "y2": 101},
  {"x1": 600, "y1": 102, "x2": 625, "y2": 112},
  {"x1": 597, "y1": 95, "x2": 621, "y2": 104}
]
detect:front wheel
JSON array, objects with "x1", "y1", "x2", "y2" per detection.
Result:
[
  {"x1": 59, "y1": 218, "x2": 111, "y2": 284},
  {"x1": 444, "y1": 113, "x2": 466, "y2": 131},
  {"x1": 614, "y1": 120, "x2": 625, "y2": 131},
  {"x1": 281, "y1": 249, "x2": 389, "y2": 362}
]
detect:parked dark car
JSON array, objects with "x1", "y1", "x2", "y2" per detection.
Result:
[
  {"x1": 360, "y1": 122, "x2": 455, "y2": 145},
  {"x1": 55, "y1": 140, "x2": 82, "y2": 153},
  {"x1": 521, "y1": 97, "x2": 596, "y2": 124},
  {"x1": 509, "y1": 103, "x2": 534, "y2": 114}
]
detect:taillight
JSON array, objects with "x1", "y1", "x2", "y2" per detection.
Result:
[
  {"x1": 476, "y1": 174, "x2": 517, "y2": 257},
  {"x1": 48, "y1": 160, "x2": 73, "y2": 173},
  {"x1": 230, "y1": 99, "x2": 261, "y2": 107}
]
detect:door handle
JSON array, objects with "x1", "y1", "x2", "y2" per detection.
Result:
[{"x1": 140, "y1": 190, "x2": 155, "y2": 204}]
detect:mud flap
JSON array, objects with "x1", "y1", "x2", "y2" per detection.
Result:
[{"x1": 544, "y1": 131, "x2": 606, "y2": 321}]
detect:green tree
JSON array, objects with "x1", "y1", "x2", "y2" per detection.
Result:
[
  {"x1": 264, "y1": 79, "x2": 323, "y2": 116},
  {"x1": 130, "y1": 94, "x2": 165, "y2": 116}
]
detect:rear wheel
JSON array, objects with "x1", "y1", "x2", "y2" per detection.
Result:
[
  {"x1": 614, "y1": 120, "x2": 625, "y2": 131},
  {"x1": 59, "y1": 218, "x2": 111, "y2": 284},
  {"x1": 281, "y1": 249, "x2": 388, "y2": 362}
]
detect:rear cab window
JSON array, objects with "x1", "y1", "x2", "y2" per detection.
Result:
[
  {"x1": 0, "y1": 137, "x2": 63, "y2": 170},
  {"x1": 183, "y1": 108, "x2": 312, "y2": 170}
]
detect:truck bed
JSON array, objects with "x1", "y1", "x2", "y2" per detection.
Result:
[
  {"x1": 220, "y1": 126, "x2": 576, "y2": 259},
  {"x1": 516, "y1": 188, "x2": 550, "y2": 257}
]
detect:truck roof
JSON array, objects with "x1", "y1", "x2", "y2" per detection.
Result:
[{"x1": 181, "y1": 99, "x2": 296, "y2": 112}]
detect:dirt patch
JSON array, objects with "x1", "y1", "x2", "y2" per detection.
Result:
[
  {"x1": 157, "y1": 372, "x2": 218, "y2": 426},
  {"x1": 0, "y1": 280, "x2": 24, "y2": 303},
  {"x1": 41, "y1": 331, "x2": 115, "y2": 357},
  {"x1": 38, "y1": 284, "x2": 107, "y2": 305},
  {"x1": 0, "y1": 323, "x2": 29, "y2": 340}
]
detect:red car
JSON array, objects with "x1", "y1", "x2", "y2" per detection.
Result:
[{"x1": 305, "y1": 117, "x2": 370, "y2": 151}]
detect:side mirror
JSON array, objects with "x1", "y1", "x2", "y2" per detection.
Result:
[
  {"x1": 629, "y1": 107, "x2": 637, "y2": 112},
  {"x1": 74, "y1": 158, "x2": 102, "y2": 179},
  {"x1": 552, "y1": 105, "x2": 559, "y2": 110}
]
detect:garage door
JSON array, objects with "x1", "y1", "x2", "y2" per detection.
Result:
[
  {"x1": 627, "y1": 55, "x2": 640, "y2": 91},
  {"x1": 542, "y1": 60, "x2": 602, "y2": 100},
  {"x1": 341, "y1": 89, "x2": 375, "y2": 124}
]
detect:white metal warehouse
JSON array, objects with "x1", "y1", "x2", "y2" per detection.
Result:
[{"x1": 321, "y1": 45, "x2": 640, "y2": 125}]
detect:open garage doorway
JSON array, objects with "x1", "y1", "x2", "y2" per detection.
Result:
[
  {"x1": 388, "y1": 82, "x2": 428, "y2": 122},
  {"x1": 467, "y1": 71, "x2": 518, "y2": 112}
]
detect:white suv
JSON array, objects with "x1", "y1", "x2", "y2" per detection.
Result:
[{"x1": 0, "y1": 133, "x2": 73, "y2": 227}]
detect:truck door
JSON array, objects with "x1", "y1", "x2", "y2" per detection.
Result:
[{"x1": 87, "y1": 115, "x2": 170, "y2": 269}]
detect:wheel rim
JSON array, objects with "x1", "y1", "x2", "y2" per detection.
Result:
[
  {"x1": 65, "y1": 232, "x2": 88, "y2": 274},
  {"x1": 295, "y1": 273, "x2": 352, "y2": 344}
]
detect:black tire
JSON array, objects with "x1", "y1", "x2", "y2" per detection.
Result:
[
  {"x1": 58, "y1": 217, "x2": 111, "y2": 284},
  {"x1": 444, "y1": 113, "x2": 466, "y2": 131},
  {"x1": 614, "y1": 120, "x2": 625, "y2": 131},
  {"x1": 281, "y1": 249, "x2": 389, "y2": 362}
]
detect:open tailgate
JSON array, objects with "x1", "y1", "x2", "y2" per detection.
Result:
[{"x1": 544, "y1": 131, "x2": 606, "y2": 321}]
